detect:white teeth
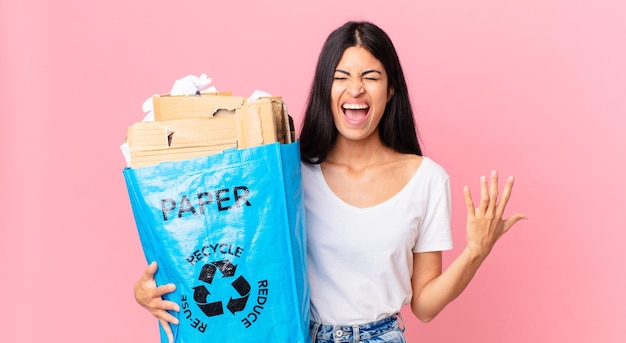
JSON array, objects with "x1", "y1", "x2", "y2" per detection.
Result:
[{"x1": 342, "y1": 103, "x2": 369, "y2": 110}]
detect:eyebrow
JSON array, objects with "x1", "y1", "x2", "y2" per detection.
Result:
[{"x1": 334, "y1": 69, "x2": 382, "y2": 77}]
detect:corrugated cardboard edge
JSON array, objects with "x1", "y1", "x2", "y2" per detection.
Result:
[
  {"x1": 235, "y1": 98, "x2": 277, "y2": 148},
  {"x1": 153, "y1": 93, "x2": 245, "y2": 121}
]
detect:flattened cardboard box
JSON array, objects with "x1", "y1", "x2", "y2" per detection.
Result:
[
  {"x1": 126, "y1": 93, "x2": 295, "y2": 169},
  {"x1": 153, "y1": 93, "x2": 293, "y2": 145}
]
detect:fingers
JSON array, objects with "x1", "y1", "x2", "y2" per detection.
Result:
[
  {"x1": 145, "y1": 295, "x2": 180, "y2": 324},
  {"x1": 155, "y1": 301, "x2": 180, "y2": 343},
  {"x1": 468, "y1": 171, "x2": 523, "y2": 220},
  {"x1": 135, "y1": 263, "x2": 179, "y2": 311},
  {"x1": 135, "y1": 262, "x2": 181, "y2": 342},
  {"x1": 141, "y1": 261, "x2": 158, "y2": 282},
  {"x1": 154, "y1": 283, "x2": 177, "y2": 298},
  {"x1": 502, "y1": 213, "x2": 529, "y2": 234},
  {"x1": 138, "y1": 284, "x2": 178, "y2": 311},
  {"x1": 479, "y1": 175, "x2": 489, "y2": 212},
  {"x1": 463, "y1": 185, "x2": 476, "y2": 218},
  {"x1": 159, "y1": 318, "x2": 175, "y2": 343},
  {"x1": 138, "y1": 262, "x2": 177, "y2": 297},
  {"x1": 495, "y1": 176, "x2": 515, "y2": 219},
  {"x1": 466, "y1": 171, "x2": 499, "y2": 216},
  {"x1": 157, "y1": 295, "x2": 180, "y2": 312},
  {"x1": 488, "y1": 170, "x2": 498, "y2": 213},
  {"x1": 465, "y1": 171, "x2": 526, "y2": 258},
  {"x1": 146, "y1": 298, "x2": 179, "y2": 325},
  {"x1": 155, "y1": 303, "x2": 180, "y2": 322}
]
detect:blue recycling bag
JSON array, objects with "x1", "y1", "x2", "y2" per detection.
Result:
[{"x1": 123, "y1": 142, "x2": 310, "y2": 343}]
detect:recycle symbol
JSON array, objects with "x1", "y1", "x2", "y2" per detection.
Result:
[{"x1": 193, "y1": 260, "x2": 251, "y2": 317}]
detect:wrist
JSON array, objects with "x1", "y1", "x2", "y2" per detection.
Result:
[{"x1": 464, "y1": 245, "x2": 490, "y2": 264}]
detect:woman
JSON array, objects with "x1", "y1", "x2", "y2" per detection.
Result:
[{"x1": 135, "y1": 21, "x2": 527, "y2": 342}]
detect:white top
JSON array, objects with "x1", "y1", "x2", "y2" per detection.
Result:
[{"x1": 302, "y1": 157, "x2": 454, "y2": 325}]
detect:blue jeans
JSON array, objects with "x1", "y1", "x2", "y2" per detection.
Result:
[{"x1": 309, "y1": 314, "x2": 406, "y2": 343}]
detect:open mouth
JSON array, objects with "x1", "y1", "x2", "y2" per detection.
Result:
[{"x1": 342, "y1": 103, "x2": 370, "y2": 125}]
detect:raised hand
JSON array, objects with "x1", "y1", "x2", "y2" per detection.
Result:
[{"x1": 463, "y1": 170, "x2": 527, "y2": 260}]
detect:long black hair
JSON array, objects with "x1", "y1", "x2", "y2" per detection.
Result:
[{"x1": 299, "y1": 21, "x2": 422, "y2": 164}]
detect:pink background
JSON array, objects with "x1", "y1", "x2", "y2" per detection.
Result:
[{"x1": 2, "y1": 0, "x2": 625, "y2": 342}]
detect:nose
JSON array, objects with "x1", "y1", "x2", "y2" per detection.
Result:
[{"x1": 347, "y1": 78, "x2": 364, "y2": 97}]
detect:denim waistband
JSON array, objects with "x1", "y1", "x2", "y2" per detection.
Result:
[{"x1": 309, "y1": 313, "x2": 404, "y2": 343}]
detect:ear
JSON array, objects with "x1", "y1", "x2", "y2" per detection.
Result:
[{"x1": 387, "y1": 87, "x2": 395, "y2": 102}]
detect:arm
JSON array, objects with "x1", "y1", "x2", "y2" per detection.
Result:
[
  {"x1": 134, "y1": 261, "x2": 180, "y2": 343},
  {"x1": 410, "y1": 171, "x2": 527, "y2": 322}
]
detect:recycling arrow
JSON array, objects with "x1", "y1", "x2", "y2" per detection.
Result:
[
  {"x1": 198, "y1": 260, "x2": 238, "y2": 284},
  {"x1": 226, "y1": 275, "x2": 251, "y2": 315},
  {"x1": 193, "y1": 260, "x2": 250, "y2": 317}
]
